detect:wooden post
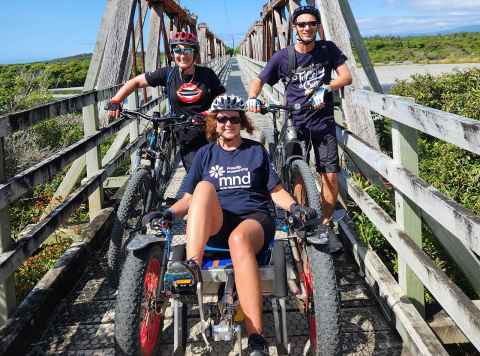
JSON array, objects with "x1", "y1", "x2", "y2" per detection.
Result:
[
  {"x1": 0, "y1": 138, "x2": 16, "y2": 326},
  {"x1": 82, "y1": 104, "x2": 104, "y2": 221},
  {"x1": 338, "y1": 0, "x2": 383, "y2": 94},
  {"x1": 316, "y1": 0, "x2": 380, "y2": 149},
  {"x1": 391, "y1": 98, "x2": 425, "y2": 316}
]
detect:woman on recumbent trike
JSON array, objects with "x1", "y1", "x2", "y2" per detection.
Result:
[{"x1": 149, "y1": 94, "x2": 316, "y2": 355}]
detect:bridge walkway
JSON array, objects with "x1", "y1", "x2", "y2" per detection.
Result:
[{"x1": 25, "y1": 58, "x2": 403, "y2": 356}]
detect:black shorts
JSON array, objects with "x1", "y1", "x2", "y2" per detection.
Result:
[
  {"x1": 298, "y1": 124, "x2": 339, "y2": 173},
  {"x1": 207, "y1": 210, "x2": 275, "y2": 255}
]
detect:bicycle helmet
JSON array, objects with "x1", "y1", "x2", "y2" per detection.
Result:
[
  {"x1": 291, "y1": 5, "x2": 321, "y2": 24},
  {"x1": 210, "y1": 95, "x2": 245, "y2": 112},
  {"x1": 169, "y1": 31, "x2": 199, "y2": 49}
]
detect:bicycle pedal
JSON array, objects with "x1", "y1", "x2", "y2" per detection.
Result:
[{"x1": 164, "y1": 270, "x2": 197, "y2": 295}]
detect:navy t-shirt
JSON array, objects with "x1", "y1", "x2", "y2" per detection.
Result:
[
  {"x1": 259, "y1": 41, "x2": 347, "y2": 133},
  {"x1": 180, "y1": 139, "x2": 281, "y2": 215}
]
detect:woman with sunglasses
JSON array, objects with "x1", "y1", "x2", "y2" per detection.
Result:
[
  {"x1": 107, "y1": 31, "x2": 225, "y2": 171},
  {"x1": 155, "y1": 95, "x2": 316, "y2": 355}
]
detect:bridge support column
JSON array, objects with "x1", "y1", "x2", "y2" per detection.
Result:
[
  {"x1": 392, "y1": 100, "x2": 425, "y2": 317},
  {"x1": 83, "y1": 104, "x2": 104, "y2": 221},
  {"x1": 0, "y1": 138, "x2": 16, "y2": 326}
]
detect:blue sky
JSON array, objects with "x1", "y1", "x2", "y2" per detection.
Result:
[{"x1": 1, "y1": 0, "x2": 479, "y2": 64}]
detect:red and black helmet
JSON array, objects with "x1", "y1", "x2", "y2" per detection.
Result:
[{"x1": 169, "y1": 31, "x2": 199, "y2": 49}]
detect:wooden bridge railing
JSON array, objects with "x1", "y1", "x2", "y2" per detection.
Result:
[{"x1": 0, "y1": 0, "x2": 229, "y2": 328}]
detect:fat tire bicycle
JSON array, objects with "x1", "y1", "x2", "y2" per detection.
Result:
[
  {"x1": 107, "y1": 109, "x2": 203, "y2": 287},
  {"x1": 260, "y1": 103, "x2": 341, "y2": 355}
]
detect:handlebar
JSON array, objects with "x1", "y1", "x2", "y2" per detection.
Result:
[
  {"x1": 260, "y1": 103, "x2": 314, "y2": 115},
  {"x1": 121, "y1": 109, "x2": 205, "y2": 126}
]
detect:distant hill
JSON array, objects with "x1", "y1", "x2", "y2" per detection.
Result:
[
  {"x1": 438, "y1": 25, "x2": 480, "y2": 35},
  {"x1": 42, "y1": 53, "x2": 92, "y2": 64}
]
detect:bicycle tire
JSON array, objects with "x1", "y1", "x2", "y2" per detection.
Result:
[
  {"x1": 155, "y1": 130, "x2": 175, "y2": 196},
  {"x1": 289, "y1": 159, "x2": 340, "y2": 355},
  {"x1": 107, "y1": 168, "x2": 153, "y2": 287},
  {"x1": 115, "y1": 244, "x2": 166, "y2": 356}
]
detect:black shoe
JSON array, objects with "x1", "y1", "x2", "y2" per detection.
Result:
[
  {"x1": 248, "y1": 333, "x2": 269, "y2": 356},
  {"x1": 326, "y1": 223, "x2": 344, "y2": 254},
  {"x1": 164, "y1": 259, "x2": 202, "y2": 294}
]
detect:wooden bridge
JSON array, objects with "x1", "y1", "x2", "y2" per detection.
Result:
[{"x1": 1, "y1": 0, "x2": 480, "y2": 355}]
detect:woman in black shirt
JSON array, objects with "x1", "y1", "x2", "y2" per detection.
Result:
[{"x1": 107, "y1": 31, "x2": 225, "y2": 171}]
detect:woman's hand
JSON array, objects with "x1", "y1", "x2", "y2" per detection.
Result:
[{"x1": 106, "y1": 99, "x2": 122, "y2": 119}]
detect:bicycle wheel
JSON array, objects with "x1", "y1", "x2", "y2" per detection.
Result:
[
  {"x1": 107, "y1": 168, "x2": 153, "y2": 287},
  {"x1": 288, "y1": 159, "x2": 340, "y2": 355},
  {"x1": 155, "y1": 130, "x2": 175, "y2": 196},
  {"x1": 115, "y1": 244, "x2": 166, "y2": 356}
]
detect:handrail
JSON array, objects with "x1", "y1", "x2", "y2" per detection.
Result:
[{"x1": 0, "y1": 84, "x2": 123, "y2": 138}]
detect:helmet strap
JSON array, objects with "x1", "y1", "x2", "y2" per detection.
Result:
[{"x1": 296, "y1": 33, "x2": 315, "y2": 45}]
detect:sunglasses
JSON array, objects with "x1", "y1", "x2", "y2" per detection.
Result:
[
  {"x1": 217, "y1": 115, "x2": 241, "y2": 124},
  {"x1": 295, "y1": 21, "x2": 319, "y2": 28},
  {"x1": 173, "y1": 47, "x2": 195, "y2": 55}
]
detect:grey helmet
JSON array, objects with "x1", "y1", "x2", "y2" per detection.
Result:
[{"x1": 210, "y1": 95, "x2": 245, "y2": 112}]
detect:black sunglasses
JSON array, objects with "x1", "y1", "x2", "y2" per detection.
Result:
[
  {"x1": 295, "y1": 21, "x2": 319, "y2": 28},
  {"x1": 217, "y1": 115, "x2": 241, "y2": 124},
  {"x1": 173, "y1": 47, "x2": 195, "y2": 55}
]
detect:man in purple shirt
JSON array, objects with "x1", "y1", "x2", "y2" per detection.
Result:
[{"x1": 247, "y1": 5, "x2": 352, "y2": 229}]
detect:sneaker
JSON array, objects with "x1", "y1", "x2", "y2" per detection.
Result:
[
  {"x1": 326, "y1": 223, "x2": 343, "y2": 254},
  {"x1": 164, "y1": 259, "x2": 202, "y2": 294},
  {"x1": 247, "y1": 333, "x2": 269, "y2": 356}
]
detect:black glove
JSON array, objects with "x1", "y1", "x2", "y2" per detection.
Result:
[
  {"x1": 142, "y1": 208, "x2": 175, "y2": 229},
  {"x1": 105, "y1": 100, "x2": 122, "y2": 118},
  {"x1": 290, "y1": 203, "x2": 318, "y2": 229}
]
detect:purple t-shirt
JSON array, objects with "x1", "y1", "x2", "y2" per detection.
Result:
[{"x1": 259, "y1": 41, "x2": 347, "y2": 133}]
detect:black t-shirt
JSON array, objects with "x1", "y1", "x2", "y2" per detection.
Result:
[
  {"x1": 145, "y1": 65, "x2": 225, "y2": 146},
  {"x1": 180, "y1": 139, "x2": 281, "y2": 216},
  {"x1": 259, "y1": 41, "x2": 347, "y2": 133}
]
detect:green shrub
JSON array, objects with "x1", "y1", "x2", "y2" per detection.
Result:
[
  {"x1": 15, "y1": 236, "x2": 73, "y2": 303},
  {"x1": 352, "y1": 68, "x2": 480, "y2": 304}
]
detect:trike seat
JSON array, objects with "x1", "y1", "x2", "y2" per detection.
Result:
[{"x1": 202, "y1": 242, "x2": 273, "y2": 270}]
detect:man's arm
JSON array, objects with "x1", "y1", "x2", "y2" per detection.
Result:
[
  {"x1": 246, "y1": 78, "x2": 265, "y2": 113},
  {"x1": 329, "y1": 64, "x2": 352, "y2": 90}
]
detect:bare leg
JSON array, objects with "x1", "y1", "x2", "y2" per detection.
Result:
[
  {"x1": 321, "y1": 172, "x2": 338, "y2": 224},
  {"x1": 228, "y1": 220, "x2": 265, "y2": 336},
  {"x1": 185, "y1": 181, "x2": 223, "y2": 265}
]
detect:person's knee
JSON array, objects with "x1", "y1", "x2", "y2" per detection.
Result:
[
  {"x1": 192, "y1": 181, "x2": 216, "y2": 198},
  {"x1": 228, "y1": 233, "x2": 255, "y2": 258}
]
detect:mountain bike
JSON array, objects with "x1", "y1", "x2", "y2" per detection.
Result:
[
  {"x1": 107, "y1": 109, "x2": 204, "y2": 287},
  {"x1": 260, "y1": 103, "x2": 341, "y2": 355}
]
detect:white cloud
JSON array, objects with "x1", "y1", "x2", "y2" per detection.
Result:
[
  {"x1": 358, "y1": 13, "x2": 480, "y2": 36},
  {"x1": 409, "y1": 0, "x2": 479, "y2": 10}
]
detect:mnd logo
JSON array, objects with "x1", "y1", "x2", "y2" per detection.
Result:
[
  {"x1": 210, "y1": 165, "x2": 252, "y2": 189},
  {"x1": 209, "y1": 165, "x2": 225, "y2": 178}
]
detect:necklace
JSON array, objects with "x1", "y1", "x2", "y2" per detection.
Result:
[
  {"x1": 179, "y1": 65, "x2": 195, "y2": 83},
  {"x1": 217, "y1": 136, "x2": 242, "y2": 151}
]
